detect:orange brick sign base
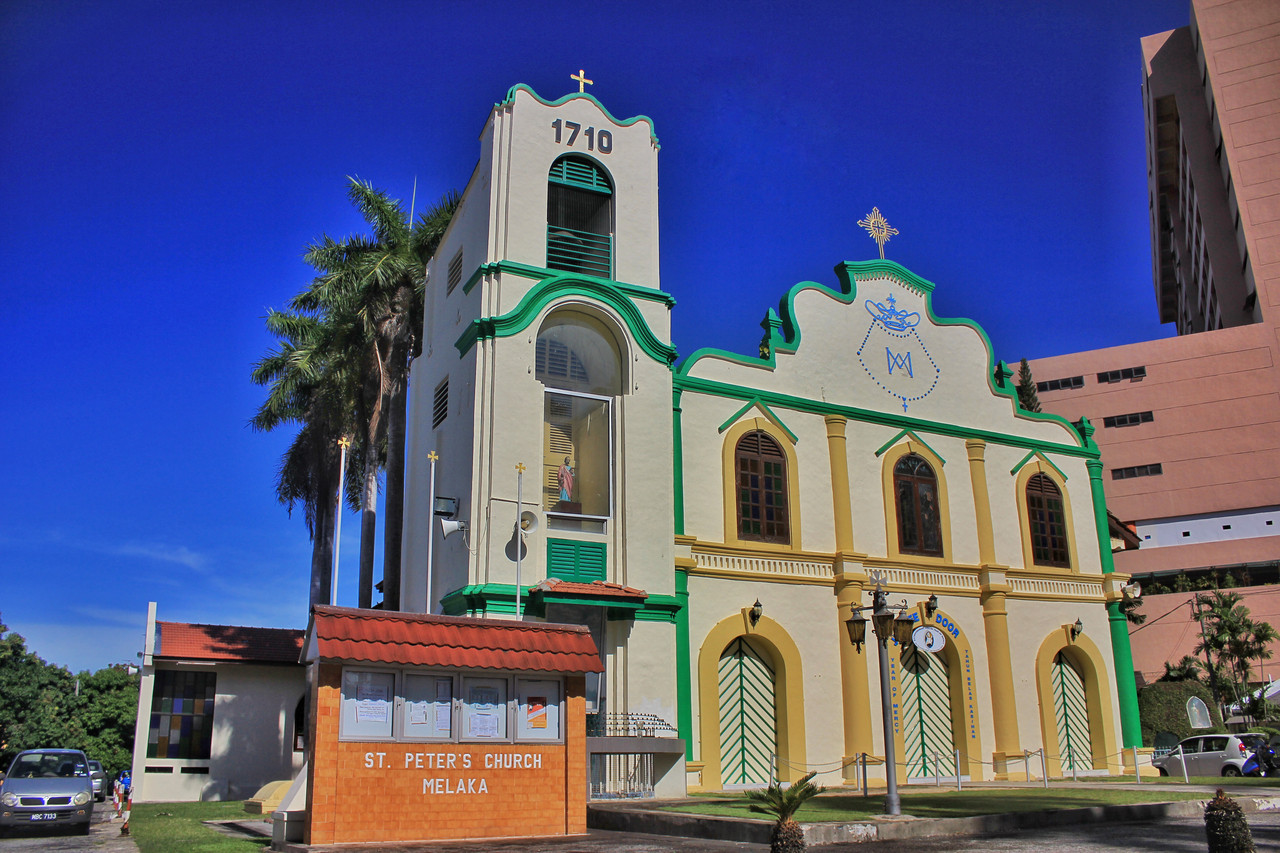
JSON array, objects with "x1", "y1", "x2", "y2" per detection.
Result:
[{"x1": 306, "y1": 665, "x2": 587, "y2": 844}]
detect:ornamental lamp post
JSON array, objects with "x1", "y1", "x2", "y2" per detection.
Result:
[{"x1": 845, "y1": 580, "x2": 918, "y2": 816}]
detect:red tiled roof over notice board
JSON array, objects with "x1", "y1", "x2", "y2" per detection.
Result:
[
  {"x1": 307, "y1": 606, "x2": 604, "y2": 673},
  {"x1": 533, "y1": 579, "x2": 647, "y2": 600},
  {"x1": 156, "y1": 622, "x2": 304, "y2": 664}
]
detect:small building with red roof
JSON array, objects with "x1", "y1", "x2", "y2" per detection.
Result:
[{"x1": 129, "y1": 602, "x2": 306, "y2": 802}]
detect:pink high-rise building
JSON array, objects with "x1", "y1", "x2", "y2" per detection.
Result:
[{"x1": 1031, "y1": 0, "x2": 1280, "y2": 597}]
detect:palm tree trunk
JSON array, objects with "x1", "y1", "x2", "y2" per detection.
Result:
[
  {"x1": 358, "y1": 455, "x2": 379, "y2": 608},
  {"x1": 310, "y1": 488, "x2": 335, "y2": 610},
  {"x1": 381, "y1": 357, "x2": 410, "y2": 612}
]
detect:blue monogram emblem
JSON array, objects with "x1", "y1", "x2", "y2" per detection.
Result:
[{"x1": 857, "y1": 290, "x2": 939, "y2": 412}]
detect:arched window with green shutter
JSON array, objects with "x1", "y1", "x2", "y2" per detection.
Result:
[{"x1": 547, "y1": 155, "x2": 613, "y2": 278}]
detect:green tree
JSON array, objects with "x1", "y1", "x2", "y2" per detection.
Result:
[
  {"x1": 746, "y1": 771, "x2": 825, "y2": 853},
  {"x1": 66, "y1": 666, "x2": 139, "y2": 778},
  {"x1": 0, "y1": 619, "x2": 74, "y2": 765},
  {"x1": 252, "y1": 309, "x2": 358, "y2": 608},
  {"x1": 293, "y1": 179, "x2": 458, "y2": 609},
  {"x1": 1016, "y1": 358, "x2": 1041, "y2": 413},
  {"x1": 1194, "y1": 591, "x2": 1279, "y2": 721},
  {"x1": 1158, "y1": 655, "x2": 1203, "y2": 682}
]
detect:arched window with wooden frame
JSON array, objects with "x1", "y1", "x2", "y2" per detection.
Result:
[
  {"x1": 735, "y1": 431, "x2": 790, "y2": 544},
  {"x1": 894, "y1": 454, "x2": 942, "y2": 557},
  {"x1": 1026, "y1": 473, "x2": 1070, "y2": 567}
]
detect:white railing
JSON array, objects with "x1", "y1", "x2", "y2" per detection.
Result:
[
  {"x1": 692, "y1": 550, "x2": 833, "y2": 580},
  {"x1": 1008, "y1": 577, "x2": 1101, "y2": 599},
  {"x1": 875, "y1": 567, "x2": 979, "y2": 592}
]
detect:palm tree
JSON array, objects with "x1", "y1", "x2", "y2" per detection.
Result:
[
  {"x1": 294, "y1": 179, "x2": 458, "y2": 610},
  {"x1": 251, "y1": 309, "x2": 358, "y2": 608},
  {"x1": 746, "y1": 771, "x2": 825, "y2": 853},
  {"x1": 1159, "y1": 655, "x2": 1203, "y2": 682}
]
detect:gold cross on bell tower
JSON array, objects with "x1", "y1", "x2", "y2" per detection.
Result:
[{"x1": 571, "y1": 69, "x2": 593, "y2": 93}]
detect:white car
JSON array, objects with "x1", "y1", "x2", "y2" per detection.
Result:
[{"x1": 1152, "y1": 732, "x2": 1267, "y2": 777}]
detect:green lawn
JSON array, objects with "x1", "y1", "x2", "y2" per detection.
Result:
[
  {"x1": 130, "y1": 801, "x2": 268, "y2": 853},
  {"x1": 664, "y1": 787, "x2": 1213, "y2": 822}
]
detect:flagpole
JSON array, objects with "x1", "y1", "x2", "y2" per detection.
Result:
[
  {"x1": 331, "y1": 436, "x2": 350, "y2": 607},
  {"x1": 515, "y1": 463, "x2": 525, "y2": 619},
  {"x1": 426, "y1": 450, "x2": 438, "y2": 613}
]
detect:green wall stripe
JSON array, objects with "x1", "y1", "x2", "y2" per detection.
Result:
[
  {"x1": 674, "y1": 373, "x2": 1096, "y2": 459},
  {"x1": 674, "y1": 569, "x2": 692, "y2": 759},
  {"x1": 460, "y1": 260, "x2": 675, "y2": 306}
]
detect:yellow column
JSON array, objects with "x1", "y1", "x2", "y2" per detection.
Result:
[
  {"x1": 981, "y1": 579, "x2": 1021, "y2": 778},
  {"x1": 966, "y1": 439, "x2": 996, "y2": 566},
  {"x1": 969, "y1": 438, "x2": 1020, "y2": 777},
  {"x1": 836, "y1": 579, "x2": 873, "y2": 783},
  {"x1": 826, "y1": 415, "x2": 871, "y2": 782},
  {"x1": 825, "y1": 416, "x2": 855, "y2": 553}
]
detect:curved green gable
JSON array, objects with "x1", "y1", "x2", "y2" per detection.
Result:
[
  {"x1": 500, "y1": 84, "x2": 660, "y2": 149},
  {"x1": 454, "y1": 272, "x2": 677, "y2": 365},
  {"x1": 676, "y1": 258, "x2": 1093, "y2": 454}
]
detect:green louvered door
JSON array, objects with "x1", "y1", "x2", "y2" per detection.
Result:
[
  {"x1": 1053, "y1": 652, "x2": 1091, "y2": 772},
  {"x1": 718, "y1": 637, "x2": 777, "y2": 786},
  {"x1": 900, "y1": 646, "x2": 955, "y2": 778}
]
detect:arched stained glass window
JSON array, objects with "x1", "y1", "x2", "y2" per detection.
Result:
[
  {"x1": 894, "y1": 454, "x2": 942, "y2": 557},
  {"x1": 1027, "y1": 474, "x2": 1069, "y2": 567},
  {"x1": 736, "y1": 431, "x2": 789, "y2": 544}
]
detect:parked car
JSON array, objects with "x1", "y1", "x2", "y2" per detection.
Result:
[
  {"x1": 86, "y1": 760, "x2": 106, "y2": 802},
  {"x1": 1152, "y1": 732, "x2": 1268, "y2": 777},
  {"x1": 0, "y1": 748, "x2": 95, "y2": 835}
]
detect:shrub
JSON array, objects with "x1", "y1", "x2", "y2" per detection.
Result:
[
  {"x1": 1138, "y1": 680, "x2": 1223, "y2": 745},
  {"x1": 1204, "y1": 788, "x2": 1254, "y2": 853}
]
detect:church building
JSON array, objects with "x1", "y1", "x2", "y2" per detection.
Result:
[{"x1": 398, "y1": 81, "x2": 1142, "y2": 797}]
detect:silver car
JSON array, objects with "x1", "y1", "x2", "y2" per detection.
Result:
[
  {"x1": 1152, "y1": 732, "x2": 1267, "y2": 777},
  {"x1": 0, "y1": 748, "x2": 95, "y2": 835}
]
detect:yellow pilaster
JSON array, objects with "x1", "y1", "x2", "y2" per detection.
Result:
[
  {"x1": 965, "y1": 439, "x2": 996, "y2": 566},
  {"x1": 980, "y1": 570, "x2": 1021, "y2": 778},
  {"x1": 836, "y1": 578, "x2": 873, "y2": 783},
  {"x1": 825, "y1": 415, "x2": 855, "y2": 553}
]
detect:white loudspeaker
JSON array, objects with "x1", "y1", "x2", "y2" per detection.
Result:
[
  {"x1": 1122, "y1": 582, "x2": 1142, "y2": 599},
  {"x1": 440, "y1": 518, "x2": 468, "y2": 539},
  {"x1": 519, "y1": 511, "x2": 539, "y2": 534}
]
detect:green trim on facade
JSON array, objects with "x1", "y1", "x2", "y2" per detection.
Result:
[
  {"x1": 439, "y1": 583, "x2": 524, "y2": 616},
  {"x1": 717, "y1": 399, "x2": 799, "y2": 444},
  {"x1": 460, "y1": 260, "x2": 676, "y2": 307},
  {"x1": 1085, "y1": 458, "x2": 1142, "y2": 748},
  {"x1": 674, "y1": 259, "x2": 1090, "y2": 454},
  {"x1": 674, "y1": 373, "x2": 1097, "y2": 460},
  {"x1": 672, "y1": 387, "x2": 686, "y2": 536},
  {"x1": 1009, "y1": 450, "x2": 1068, "y2": 481},
  {"x1": 633, "y1": 594, "x2": 682, "y2": 623},
  {"x1": 499, "y1": 84, "x2": 661, "y2": 149},
  {"x1": 454, "y1": 273, "x2": 678, "y2": 365},
  {"x1": 874, "y1": 428, "x2": 947, "y2": 465},
  {"x1": 674, "y1": 569, "x2": 692, "y2": 759}
]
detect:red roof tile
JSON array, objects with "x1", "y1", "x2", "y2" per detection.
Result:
[
  {"x1": 307, "y1": 606, "x2": 603, "y2": 673},
  {"x1": 533, "y1": 579, "x2": 647, "y2": 601},
  {"x1": 156, "y1": 622, "x2": 304, "y2": 664}
]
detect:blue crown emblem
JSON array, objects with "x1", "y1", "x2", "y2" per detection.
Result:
[{"x1": 864, "y1": 294, "x2": 920, "y2": 332}]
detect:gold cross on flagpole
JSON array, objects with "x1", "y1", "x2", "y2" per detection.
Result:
[
  {"x1": 571, "y1": 69, "x2": 593, "y2": 93},
  {"x1": 427, "y1": 451, "x2": 438, "y2": 462},
  {"x1": 515, "y1": 462, "x2": 526, "y2": 474}
]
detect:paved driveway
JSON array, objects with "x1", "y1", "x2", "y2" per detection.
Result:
[{"x1": 0, "y1": 805, "x2": 138, "y2": 852}]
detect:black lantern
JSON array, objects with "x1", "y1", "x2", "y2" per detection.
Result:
[
  {"x1": 1071, "y1": 618, "x2": 1084, "y2": 640},
  {"x1": 845, "y1": 606, "x2": 867, "y2": 652},
  {"x1": 925, "y1": 594, "x2": 939, "y2": 618},
  {"x1": 893, "y1": 609, "x2": 916, "y2": 648},
  {"x1": 749, "y1": 599, "x2": 763, "y2": 626}
]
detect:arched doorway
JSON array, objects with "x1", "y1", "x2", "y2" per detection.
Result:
[
  {"x1": 717, "y1": 637, "x2": 777, "y2": 786},
  {"x1": 900, "y1": 645, "x2": 956, "y2": 778},
  {"x1": 1052, "y1": 652, "x2": 1091, "y2": 773}
]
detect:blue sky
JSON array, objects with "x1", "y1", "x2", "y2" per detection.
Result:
[{"x1": 2, "y1": 0, "x2": 1188, "y2": 673}]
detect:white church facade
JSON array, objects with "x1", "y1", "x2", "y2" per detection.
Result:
[{"x1": 397, "y1": 82, "x2": 1144, "y2": 797}]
